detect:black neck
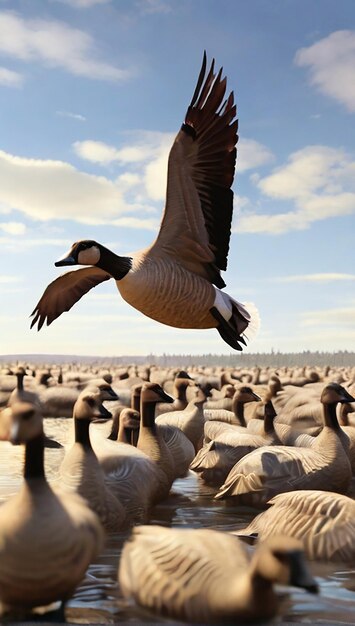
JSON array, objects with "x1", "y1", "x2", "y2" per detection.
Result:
[
  {"x1": 176, "y1": 384, "x2": 188, "y2": 402},
  {"x1": 74, "y1": 418, "x2": 92, "y2": 449},
  {"x1": 323, "y1": 402, "x2": 341, "y2": 431},
  {"x1": 17, "y1": 373, "x2": 24, "y2": 391},
  {"x1": 132, "y1": 394, "x2": 140, "y2": 412},
  {"x1": 234, "y1": 400, "x2": 246, "y2": 427},
  {"x1": 124, "y1": 426, "x2": 139, "y2": 446},
  {"x1": 263, "y1": 403, "x2": 275, "y2": 434},
  {"x1": 108, "y1": 415, "x2": 120, "y2": 440},
  {"x1": 24, "y1": 434, "x2": 45, "y2": 480},
  {"x1": 140, "y1": 401, "x2": 157, "y2": 431},
  {"x1": 97, "y1": 246, "x2": 132, "y2": 281}
]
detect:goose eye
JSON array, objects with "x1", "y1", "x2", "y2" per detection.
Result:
[{"x1": 86, "y1": 398, "x2": 95, "y2": 408}]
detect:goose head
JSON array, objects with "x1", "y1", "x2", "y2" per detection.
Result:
[
  {"x1": 141, "y1": 383, "x2": 174, "y2": 405},
  {"x1": 84, "y1": 378, "x2": 119, "y2": 402},
  {"x1": 74, "y1": 390, "x2": 112, "y2": 422},
  {"x1": 252, "y1": 536, "x2": 318, "y2": 592},
  {"x1": 118, "y1": 408, "x2": 140, "y2": 446},
  {"x1": 4, "y1": 402, "x2": 43, "y2": 445},
  {"x1": 233, "y1": 386, "x2": 261, "y2": 404},
  {"x1": 321, "y1": 383, "x2": 355, "y2": 405},
  {"x1": 55, "y1": 240, "x2": 101, "y2": 267}
]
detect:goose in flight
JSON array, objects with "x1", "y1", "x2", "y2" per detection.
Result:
[{"x1": 31, "y1": 53, "x2": 258, "y2": 351}]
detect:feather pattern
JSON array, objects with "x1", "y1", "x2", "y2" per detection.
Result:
[
  {"x1": 238, "y1": 490, "x2": 355, "y2": 561},
  {"x1": 31, "y1": 267, "x2": 110, "y2": 330}
]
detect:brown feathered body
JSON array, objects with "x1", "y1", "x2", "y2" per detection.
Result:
[
  {"x1": 0, "y1": 481, "x2": 103, "y2": 608},
  {"x1": 30, "y1": 54, "x2": 258, "y2": 353},
  {"x1": 119, "y1": 526, "x2": 317, "y2": 623},
  {"x1": 238, "y1": 490, "x2": 355, "y2": 561}
]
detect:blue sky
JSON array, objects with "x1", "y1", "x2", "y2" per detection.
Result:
[{"x1": 0, "y1": 0, "x2": 354, "y2": 356}]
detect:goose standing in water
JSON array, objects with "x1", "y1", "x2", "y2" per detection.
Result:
[
  {"x1": 215, "y1": 383, "x2": 354, "y2": 506},
  {"x1": 0, "y1": 402, "x2": 103, "y2": 616},
  {"x1": 236, "y1": 490, "x2": 355, "y2": 562},
  {"x1": 60, "y1": 389, "x2": 127, "y2": 532},
  {"x1": 119, "y1": 526, "x2": 317, "y2": 623},
  {"x1": 30, "y1": 54, "x2": 258, "y2": 351}
]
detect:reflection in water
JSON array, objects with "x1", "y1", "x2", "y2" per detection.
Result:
[{"x1": 0, "y1": 418, "x2": 354, "y2": 624}]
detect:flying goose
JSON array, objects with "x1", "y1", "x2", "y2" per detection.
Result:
[
  {"x1": 215, "y1": 383, "x2": 354, "y2": 506},
  {"x1": 0, "y1": 402, "x2": 103, "y2": 615},
  {"x1": 119, "y1": 526, "x2": 317, "y2": 623},
  {"x1": 30, "y1": 54, "x2": 258, "y2": 351}
]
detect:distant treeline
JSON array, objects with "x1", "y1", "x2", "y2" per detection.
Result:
[{"x1": 1, "y1": 351, "x2": 355, "y2": 367}]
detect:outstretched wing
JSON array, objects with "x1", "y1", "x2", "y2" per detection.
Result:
[
  {"x1": 30, "y1": 267, "x2": 111, "y2": 330},
  {"x1": 151, "y1": 52, "x2": 238, "y2": 288}
]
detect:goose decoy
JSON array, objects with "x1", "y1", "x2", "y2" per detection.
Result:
[
  {"x1": 204, "y1": 386, "x2": 261, "y2": 426},
  {"x1": 215, "y1": 383, "x2": 354, "y2": 506},
  {"x1": 236, "y1": 490, "x2": 355, "y2": 562},
  {"x1": 0, "y1": 402, "x2": 103, "y2": 616},
  {"x1": 119, "y1": 526, "x2": 317, "y2": 623},
  {"x1": 60, "y1": 389, "x2": 127, "y2": 532},
  {"x1": 30, "y1": 53, "x2": 258, "y2": 351},
  {"x1": 191, "y1": 401, "x2": 277, "y2": 486},
  {"x1": 126, "y1": 385, "x2": 195, "y2": 477},
  {"x1": 155, "y1": 385, "x2": 207, "y2": 453}
]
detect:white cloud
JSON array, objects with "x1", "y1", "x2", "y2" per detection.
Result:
[
  {"x1": 74, "y1": 132, "x2": 174, "y2": 202},
  {"x1": 112, "y1": 216, "x2": 159, "y2": 230},
  {"x1": 274, "y1": 273, "x2": 355, "y2": 283},
  {"x1": 56, "y1": 110, "x2": 86, "y2": 122},
  {"x1": 0, "y1": 148, "x2": 133, "y2": 224},
  {"x1": 0, "y1": 275, "x2": 22, "y2": 284},
  {"x1": 237, "y1": 138, "x2": 274, "y2": 173},
  {"x1": 236, "y1": 145, "x2": 355, "y2": 234},
  {"x1": 0, "y1": 237, "x2": 72, "y2": 249},
  {"x1": 0, "y1": 11, "x2": 128, "y2": 81},
  {"x1": 295, "y1": 30, "x2": 355, "y2": 112},
  {"x1": 0, "y1": 221, "x2": 26, "y2": 234},
  {"x1": 74, "y1": 140, "x2": 123, "y2": 164},
  {"x1": 301, "y1": 307, "x2": 355, "y2": 327},
  {"x1": 0, "y1": 66, "x2": 23, "y2": 87}
]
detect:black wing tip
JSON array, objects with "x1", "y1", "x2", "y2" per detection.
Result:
[{"x1": 30, "y1": 308, "x2": 47, "y2": 331}]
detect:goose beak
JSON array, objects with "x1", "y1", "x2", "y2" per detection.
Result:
[
  {"x1": 252, "y1": 392, "x2": 262, "y2": 402},
  {"x1": 55, "y1": 252, "x2": 76, "y2": 267},
  {"x1": 93, "y1": 404, "x2": 112, "y2": 422},
  {"x1": 289, "y1": 553, "x2": 318, "y2": 594},
  {"x1": 159, "y1": 390, "x2": 174, "y2": 403},
  {"x1": 341, "y1": 392, "x2": 355, "y2": 403},
  {"x1": 102, "y1": 388, "x2": 119, "y2": 401}
]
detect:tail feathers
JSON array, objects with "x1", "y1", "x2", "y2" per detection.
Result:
[
  {"x1": 210, "y1": 296, "x2": 260, "y2": 351},
  {"x1": 238, "y1": 301, "x2": 260, "y2": 342},
  {"x1": 189, "y1": 441, "x2": 216, "y2": 471},
  {"x1": 232, "y1": 533, "x2": 259, "y2": 545},
  {"x1": 215, "y1": 472, "x2": 260, "y2": 500}
]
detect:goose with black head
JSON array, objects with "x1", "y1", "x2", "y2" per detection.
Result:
[{"x1": 31, "y1": 54, "x2": 258, "y2": 351}]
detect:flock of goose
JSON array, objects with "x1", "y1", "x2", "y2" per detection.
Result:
[
  {"x1": 0, "y1": 48, "x2": 353, "y2": 624},
  {"x1": 0, "y1": 362, "x2": 354, "y2": 622}
]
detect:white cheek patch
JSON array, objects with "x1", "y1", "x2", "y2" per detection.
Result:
[
  {"x1": 213, "y1": 288, "x2": 233, "y2": 322},
  {"x1": 78, "y1": 246, "x2": 100, "y2": 265}
]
